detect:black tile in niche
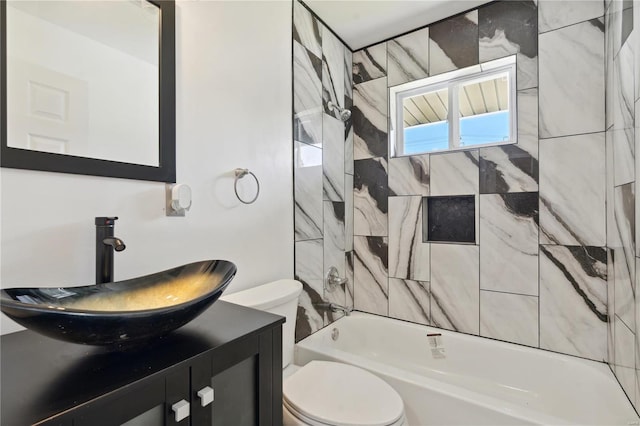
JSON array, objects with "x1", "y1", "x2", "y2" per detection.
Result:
[
  {"x1": 424, "y1": 195, "x2": 475, "y2": 243},
  {"x1": 478, "y1": 1, "x2": 538, "y2": 58},
  {"x1": 429, "y1": 12, "x2": 479, "y2": 69}
]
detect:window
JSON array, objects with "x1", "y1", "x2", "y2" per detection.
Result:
[{"x1": 390, "y1": 55, "x2": 517, "y2": 157}]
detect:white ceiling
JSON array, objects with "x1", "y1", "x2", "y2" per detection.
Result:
[{"x1": 304, "y1": 0, "x2": 493, "y2": 50}]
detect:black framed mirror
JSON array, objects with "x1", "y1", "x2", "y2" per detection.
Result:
[{"x1": 1, "y1": 0, "x2": 175, "y2": 183}]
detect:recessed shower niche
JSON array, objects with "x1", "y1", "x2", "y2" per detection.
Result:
[{"x1": 423, "y1": 195, "x2": 475, "y2": 244}]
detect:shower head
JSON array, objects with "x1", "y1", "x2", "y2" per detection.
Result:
[{"x1": 327, "y1": 101, "x2": 351, "y2": 122}]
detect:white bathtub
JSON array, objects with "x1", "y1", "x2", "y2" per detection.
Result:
[{"x1": 294, "y1": 313, "x2": 639, "y2": 425}]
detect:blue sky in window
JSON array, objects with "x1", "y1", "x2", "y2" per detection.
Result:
[
  {"x1": 404, "y1": 111, "x2": 509, "y2": 154},
  {"x1": 405, "y1": 121, "x2": 448, "y2": 154},
  {"x1": 460, "y1": 111, "x2": 509, "y2": 146}
]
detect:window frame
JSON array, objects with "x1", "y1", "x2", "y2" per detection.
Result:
[{"x1": 390, "y1": 55, "x2": 517, "y2": 157}]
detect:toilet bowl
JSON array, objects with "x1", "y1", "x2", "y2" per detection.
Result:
[
  {"x1": 221, "y1": 280, "x2": 407, "y2": 426},
  {"x1": 282, "y1": 360, "x2": 405, "y2": 426}
]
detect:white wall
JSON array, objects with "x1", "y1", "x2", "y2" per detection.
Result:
[{"x1": 0, "y1": 0, "x2": 294, "y2": 335}]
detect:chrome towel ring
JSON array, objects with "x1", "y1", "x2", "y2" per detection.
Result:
[{"x1": 234, "y1": 168, "x2": 260, "y2": 204}]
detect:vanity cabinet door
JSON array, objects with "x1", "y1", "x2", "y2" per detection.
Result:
[
  {"x1": 165, "y1": 366, "x2": 192, "y2": 426},
  {"x1": 191, "y1": 334, "x2": 260, "y2": 426},
  {"x1": 73, "y1": 366, "x2": 191, "y2": 426},
  {"x1": 190, "y1": 354, "x2": 214, "y2": 425},
  {"x1": 210, "y1": 349, "x2": 259, "y2": 425},
  {"x1": 190, "y1": 327, "x2": 282, "y2": 426}
]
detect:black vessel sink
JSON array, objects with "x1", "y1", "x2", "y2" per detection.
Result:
[{"x1": 0, "y1": 260, "x2": 236, "y2": 346}]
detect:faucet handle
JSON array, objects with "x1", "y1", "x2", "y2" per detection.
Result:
[
  {"x1": 95, "y1": 217, "x2": 119, "y2": 226},
  {"x1": 325, "y1": 266, "x2": 348, "y2": 293}
]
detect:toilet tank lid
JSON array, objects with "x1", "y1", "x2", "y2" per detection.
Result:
[{"x1": 221, "y1": 279, "x2": 303, "y2": 310}]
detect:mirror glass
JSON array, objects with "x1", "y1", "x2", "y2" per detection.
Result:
[
  {"x1": 2, "y1": 0, "x2": 174, "y2": 183},
  {"x1": 6, "y1": 0, "x2": 160, "y2": 166}
]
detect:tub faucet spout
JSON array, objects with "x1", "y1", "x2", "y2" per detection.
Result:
[
  {"x1": 317, "y1": 302, "x2": 353, "y2": 316},
  {"x1": 331, "y1": 303, "x2": 353, "y2": 316}
]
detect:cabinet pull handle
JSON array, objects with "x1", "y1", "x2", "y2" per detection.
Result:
[
  {"x1": 171, "y1": 399, "x2": 190, "y2": 422},
  {"x1": 197, "y1": 386, "x2": 215, "y2": 407}
]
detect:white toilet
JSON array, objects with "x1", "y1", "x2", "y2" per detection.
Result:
[{"x1": 221, "y1": 279, "x2": 406, "y2": 426}]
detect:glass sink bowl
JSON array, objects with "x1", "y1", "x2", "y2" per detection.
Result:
[{"x1": 0, "y1": 260, "x2": 236, "y2": 346}]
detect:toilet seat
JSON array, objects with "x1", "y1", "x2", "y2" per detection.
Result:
[{"x1": 283, "y1": 361, "x2": 405, "y2": 426}]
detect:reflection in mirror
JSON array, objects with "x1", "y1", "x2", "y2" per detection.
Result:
[
  {"x1": 6, "y1": 0, "x2": 159, "y2": 166},
  {"x1": 1, "y1": 0, "x2": 175, "y2": 183}
]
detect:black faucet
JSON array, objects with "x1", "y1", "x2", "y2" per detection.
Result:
[{"x1": 95, "y1": 217, "x2": 126, "y2": 284}]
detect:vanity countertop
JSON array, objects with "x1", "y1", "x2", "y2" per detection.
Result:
[{"x1": 0, "y1": 300, "x2": 284, "y2": 425}]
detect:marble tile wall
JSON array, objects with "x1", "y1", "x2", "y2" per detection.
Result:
[
  {"x1": 605, "y1": 0, "x2": 639, "y2": 412},
  {"x1": 349, "y1": 0, "x2": 614, "y2": 367},
  {"x1": 293, "y1": 1, "x2": 639, "y2": 413},
  {"x1": 293, "y1": 1, "x2": 353, "y2": 341}
]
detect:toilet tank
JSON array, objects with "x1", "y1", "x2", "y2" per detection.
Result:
[{"x1": 220, "y1": 279, "x2": 302, "y2": 368}]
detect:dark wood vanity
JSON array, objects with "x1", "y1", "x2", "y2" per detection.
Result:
[{"x1": 0, "y1": 301, "x2": 284, "y2": 426}]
